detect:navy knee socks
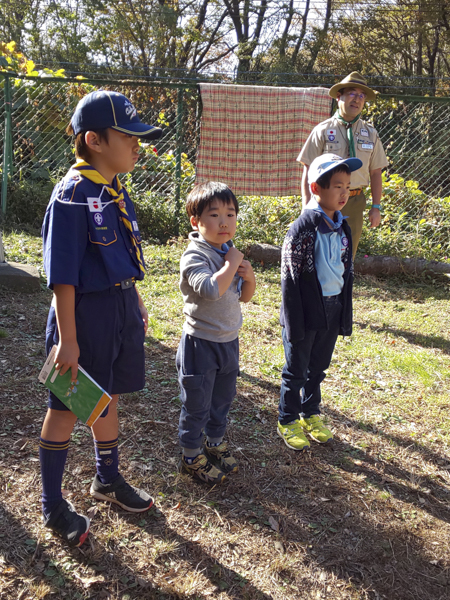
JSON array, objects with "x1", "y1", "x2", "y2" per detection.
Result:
[
  {"x1": 39, "y1": 437, "x2": 70, "y2": 519},
  {"x1": 94, "y1": 438, "x2": 119, "y2": 484}
]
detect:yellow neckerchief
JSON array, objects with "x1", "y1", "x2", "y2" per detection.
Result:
[{"x1": 72, "y1": 160, "x2": 145, "y2": 274}]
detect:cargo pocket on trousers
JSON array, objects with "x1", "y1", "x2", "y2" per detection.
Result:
[{"x1": 180, "y1": 374, "x2": 204, "y2": 410}]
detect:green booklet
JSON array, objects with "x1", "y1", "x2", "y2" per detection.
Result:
[{"x1": 39, "y1": 345, "x2": 112, "y2": 427}]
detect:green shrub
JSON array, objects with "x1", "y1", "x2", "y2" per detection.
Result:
[
  {"x1": 3, "y1": 178, "x2": 54, "y2": 233},
  {"x1": 132, "y1": 189, "x2": 190, "y2": 243},
  {"x1": 359, "y1": 173, "x2": 450, "y2": 260},
  {"x1": 234, "y1": 195, "x2": 301, "y2": 248}
]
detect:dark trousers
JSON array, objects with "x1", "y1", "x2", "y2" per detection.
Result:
[
  {"x1": 278, "y1": 296, "x2": 342, "y2": 424},
  {"x1": 177, "y1": 332, "x2": 239, "y2": 449}
]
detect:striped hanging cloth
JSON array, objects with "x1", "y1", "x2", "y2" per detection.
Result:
[{"x1": 72, "y1": 161, "x2": 145, "y2": 275}]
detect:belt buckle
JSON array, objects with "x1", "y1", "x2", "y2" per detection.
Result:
[{"x1": 120, "y1": 278, "x2": 133, "y2": 289}]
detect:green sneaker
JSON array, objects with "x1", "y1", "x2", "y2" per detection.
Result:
[
  {"x1": 277, "y1": 420, "x2": 310, "y2": 451},
  {"x1": 299, "y1": 415, "x2": 333, "y2": 443},
  {"x1": 204, "y1": 441, "x2": 238, "y2": 474}
]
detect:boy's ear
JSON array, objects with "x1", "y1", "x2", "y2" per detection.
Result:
[
  {"x1": 190, "y1": 215, "x2": 199, "y2": 230},
  {"x1": 310, "y1": 181, "x2": 319, "y2": 195},
  {"x1": 85, "y1": 131, "x2": 102, "y2": 154}
]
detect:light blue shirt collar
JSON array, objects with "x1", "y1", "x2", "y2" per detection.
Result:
[{"x1": 305, "y1": 198, "x2": 346, "y2": 231}]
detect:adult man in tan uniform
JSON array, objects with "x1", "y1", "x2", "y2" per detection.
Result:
[{"x1": 298, "y1": 72, "x2": 388, "y2": 256}]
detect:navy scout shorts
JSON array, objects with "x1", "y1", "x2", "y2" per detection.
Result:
[{"x1": 46, "y1": 285, "x2": 145, "y2": 414}]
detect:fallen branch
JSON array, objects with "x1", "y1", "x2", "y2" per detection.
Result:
[{"x1": 246, "y1": 243, "x2": 450, "y2": 276}]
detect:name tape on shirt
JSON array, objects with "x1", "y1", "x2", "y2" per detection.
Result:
[
  {"x1": 360, "y1": 143, "x2": 374, "y2": 150},
  {"x1": 87, "y1": 197, "x2": 104, "y2": 212}
]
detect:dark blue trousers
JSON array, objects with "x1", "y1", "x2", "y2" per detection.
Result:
[
  {"x1": 278, "y1": 296, "x2": 342, "y2": 424},
  {"x1": 177, "y1": 332, "x2": 239, "y2": 450}
]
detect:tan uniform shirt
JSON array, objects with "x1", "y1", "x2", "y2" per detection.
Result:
[{"x1": 298, "y1": 114, "x2": 388, "y2": 189}]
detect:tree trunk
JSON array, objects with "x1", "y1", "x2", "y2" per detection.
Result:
[{"x1": 246, "y1": 243, "x2": 450, "y2": 276}]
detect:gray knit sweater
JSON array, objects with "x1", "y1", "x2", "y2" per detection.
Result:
[{"x1": 179, "y1": 232, "x2": 242, "y2": 342}]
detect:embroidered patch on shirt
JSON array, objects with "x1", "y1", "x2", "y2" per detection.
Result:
[
  {"x1": 132, "y1": 220, "x2": 139, "y2": 231},
  {"x1": 94, "y1": 213, "x2": 103, "y2": 226},
  {"x1": 359, "y1": 128, "x2": 369, "y2": 137},
  {"x1": 87, "y1": 197, "x2": 103, "y2": 212}
]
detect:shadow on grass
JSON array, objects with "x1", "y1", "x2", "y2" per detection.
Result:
[
  {"x1": 0, "y1": 496, "x2": 276, "y2": 599},
  {"x1": 1, "y1": 284, "x2": 450, "y2": 599},
  {"x1": 354, "y1": 320, "x2": 450, "y2": 354}
]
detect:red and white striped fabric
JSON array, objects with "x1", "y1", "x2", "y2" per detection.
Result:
[{"x1": 196, "y1": 84, "x2": 331, "y2": 197}]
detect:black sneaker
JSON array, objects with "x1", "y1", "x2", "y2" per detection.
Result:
[
  {"x1": 90, "y1": 474, "x2": 153, "y2": 513},
  {"x1": 180, "y1": 453, "x2": 227, "y2": 485},
  {"x1": 43, "y1": 499, "x2": 90, "y2": 548}
]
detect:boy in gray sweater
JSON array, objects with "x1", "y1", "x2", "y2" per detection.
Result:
[{"x1": 177, "y1": 182, "x2": 256, "y2": 484}]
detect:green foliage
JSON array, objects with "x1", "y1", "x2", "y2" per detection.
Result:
[
  {"x1": 131, "y1": 189, "x2": 189, "y2": 244},
  {"x1": 234, "y1": 195, "x2": 301, "y2": 248},
  {"x1": 365, "y1": 98, "x2": 450, "y2": 198},
  {"x1": 126, "y1": 145, "x2": 194, "y2": 243},
  {"x1": 3, "y1": 178, "x2": 54, "y2": 233},
  {"x1": 0, "y1": 41, "x2": 38, "y2": 75},
  {"x1": 359, "y1": 173, "x2": 450, "y2": 260}
]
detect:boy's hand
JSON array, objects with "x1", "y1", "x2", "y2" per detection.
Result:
[
  {"x1": 215, "y1": 247, "x2": 244, "y2": 296},
  {"x1": 139, "y1": 303, "x2": 149, "y2": 335},
  {"x1": 238, "y1": 260, "x2": 256, "y2": 303},
  {"x1": 54, "y1": 340, "x2": 80, "y2": 381},
  {"x1": 136, "y1": 288, "x2": 148, "y2": 334},
  {"x1": 237, "y1": 259, "x2": 255, "y2": 282},
  {"x1": 225, "y1": 246, "x2": 244, "y2": 268}
]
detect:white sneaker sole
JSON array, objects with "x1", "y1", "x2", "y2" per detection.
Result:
[{"x1": 90, "y1": 489, "x2": 153, "y2": 513}]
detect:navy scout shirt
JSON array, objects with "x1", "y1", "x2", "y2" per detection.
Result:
[{"x1": 42, "y1": 168, "x2": 144, "y2": 293}]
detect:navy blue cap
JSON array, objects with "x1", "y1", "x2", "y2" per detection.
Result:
[{"x1": 71, "y1": 90, "x2": 163, "y2": 141}]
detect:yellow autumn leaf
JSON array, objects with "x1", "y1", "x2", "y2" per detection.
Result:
[{"x1": 26, "y1": 60, "x2": 36, "y2": 75}]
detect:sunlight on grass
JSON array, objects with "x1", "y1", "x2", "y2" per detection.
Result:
[{"x1": 3, "y1": 231, "x2": 450, "y2": 451}]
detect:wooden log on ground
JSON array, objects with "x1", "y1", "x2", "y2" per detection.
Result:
[{"x1": 246, "y1": 243, "x2": 450, "y2": 276}]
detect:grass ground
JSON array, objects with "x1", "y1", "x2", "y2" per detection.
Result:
[{"x1": 1, "y1": 232, "x2": 450, "y2": 600}]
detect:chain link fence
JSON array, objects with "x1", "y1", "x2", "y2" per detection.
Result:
[
  {"x1": 1, "y1": 73, "x2": 450, "y2": 260},
  {"x1": 0, "y1": 74, "x2": 200, "y2": 240}
]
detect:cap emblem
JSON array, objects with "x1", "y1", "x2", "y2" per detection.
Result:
[{"x1": 124, "y1": 99, "x2": 137, "y2": 120}]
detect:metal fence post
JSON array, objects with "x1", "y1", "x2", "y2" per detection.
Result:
[
  {"x1": 1, "y1": 72, "x2": 13, "y2": 214},
  {"x1": 174, "y1": 87, "x2": 184, "y2": 235}
]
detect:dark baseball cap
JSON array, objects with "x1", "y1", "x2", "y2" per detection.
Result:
[
  {"x1": 308, "y1": 153, "x2": 362, "y2": 185},
  {"x1": 71, "y1": 90, "x2": 163, "y2": 141}
]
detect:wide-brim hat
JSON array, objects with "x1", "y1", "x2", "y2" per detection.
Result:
[
  {"x1": 329, "y1": 72, "x2": 377, "y2": 102},
  {"x1": 71, "y1": 90, "x2": 163, "y2": 141}
]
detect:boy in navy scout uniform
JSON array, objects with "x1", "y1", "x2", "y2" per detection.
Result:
[
  {"x1": 177, "y1": 182, "x2": 256, "y2": 484},
  {"x1": 40, "y1": 90, "x2": 162, "y2": 547},
  {"x1": 278, "y1": 153, "x2": 362, "y2": 451},
  {"x1": 298, "y1": 72, "x2": 388, "y2": 257}
]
